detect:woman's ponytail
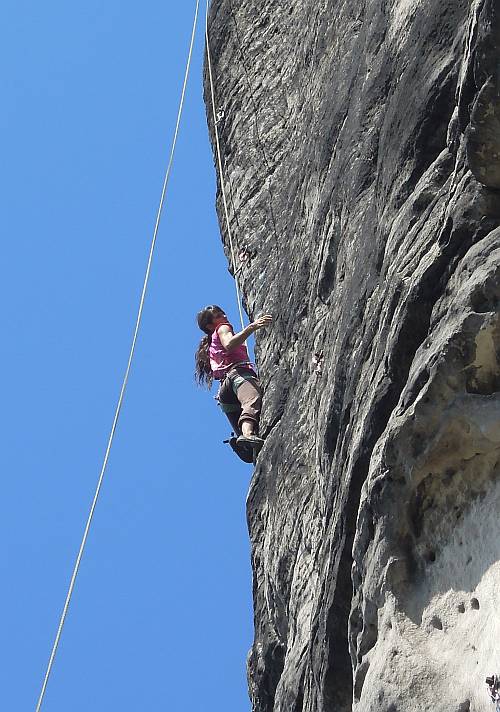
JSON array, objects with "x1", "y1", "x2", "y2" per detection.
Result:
[
  {"x1": 195, "y1": 304, "x2": 225, "y2": 388},
  {"x1": 195, "y1": 333, "x2": 213, "y2": 387}
]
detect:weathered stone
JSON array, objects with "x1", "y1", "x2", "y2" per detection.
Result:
[
  {"x1": 463, "y1": 0, "x2": 500, "y2": 188},
  {"x1": 204, "y1": 0, "x2": 500, "y2": 709}
]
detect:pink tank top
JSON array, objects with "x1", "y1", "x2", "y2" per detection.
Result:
[{"x1": 209, "y1": 323, "x2": 250, "y2": 380}]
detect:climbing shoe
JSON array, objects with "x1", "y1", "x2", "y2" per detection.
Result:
[
  {"x1": 224, "y1": 434, "x2": 254, "y2": 463},
  {"x1": 237, "y1": 434, "x2": 264, "y2": 453}
]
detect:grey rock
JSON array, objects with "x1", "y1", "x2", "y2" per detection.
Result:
[
  {"x1": 204, "y1": 0, "x2": 500, "y2": 710},
  {"x1": 463, "y1": 0, "x2": 500, "y2": 188}
]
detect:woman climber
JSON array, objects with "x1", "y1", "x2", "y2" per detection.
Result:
[{"x1": 195, "y1": 305, "x2": 272, "y2": 454}]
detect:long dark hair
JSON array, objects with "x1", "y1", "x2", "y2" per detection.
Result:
[{"x1": 195, "y1": 305, "x2": 225, "y2": 387}]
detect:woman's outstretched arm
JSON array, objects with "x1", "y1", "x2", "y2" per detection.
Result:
[{"x1": 218, "y1": 315, "x2": 272, "y2": 351}]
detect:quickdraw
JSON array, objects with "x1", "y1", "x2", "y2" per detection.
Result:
[{"x1": 486, "y1": 675, "x2": 500, "y2": 710}]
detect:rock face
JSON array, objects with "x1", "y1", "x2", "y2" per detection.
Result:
[{"x1": 204, "y1": 0, "x2": 500, "y2": 710}]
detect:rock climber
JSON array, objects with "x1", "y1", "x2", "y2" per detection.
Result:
[{"x1": 195, "y1": 305, "x2": 272, "y2": 456}]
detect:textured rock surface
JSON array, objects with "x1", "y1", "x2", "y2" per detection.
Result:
[{"x1": 204, "y1": 0, "x2": 500, "y2": 710}]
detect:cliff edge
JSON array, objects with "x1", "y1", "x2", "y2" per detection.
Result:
[{"x1": 205, "y1": 0, "x2": 500, "y2": 710}]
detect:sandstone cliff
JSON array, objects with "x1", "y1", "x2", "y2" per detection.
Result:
[{"x1": 204, "y1": 1, "x2": 500, "y2": 710}]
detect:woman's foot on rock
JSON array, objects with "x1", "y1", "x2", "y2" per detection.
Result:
[{"x1": 237, "y1": 434, "x2": 264, "y2": 452}]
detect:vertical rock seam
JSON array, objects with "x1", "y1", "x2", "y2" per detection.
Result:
[{"x1": 204, "y1": 1, "x2": 500, "y2": 710}]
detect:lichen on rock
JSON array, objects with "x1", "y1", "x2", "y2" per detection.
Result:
[{"x1": 204, "y1": 0, "x2": 500, "y2": 710}]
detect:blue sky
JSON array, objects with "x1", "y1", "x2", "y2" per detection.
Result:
[{"x1": 1, "y1": 2, "x2": 254, "y2": 709}]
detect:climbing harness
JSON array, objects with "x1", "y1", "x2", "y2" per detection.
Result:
[
  {"x1": 215, "y1": 363, "x2": 258, "y2": 408},
  {"x1": 205, "y1": 0, "x2": 245, "y2": 331},
  {"x1": 34, "y1": 3, "x2": 200, "y2": 710}
]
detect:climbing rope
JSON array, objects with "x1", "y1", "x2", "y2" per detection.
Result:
[
  {"x1": 205, "y1": 0, "x2": 246, "y2": 331},
  {"x1": 34, "y1": 3, "x2": 200, "y2": 709}
]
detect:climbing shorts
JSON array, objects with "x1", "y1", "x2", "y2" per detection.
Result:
[{"x1": 216, "y1": 366, "x2": 262, "y2": 433}]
